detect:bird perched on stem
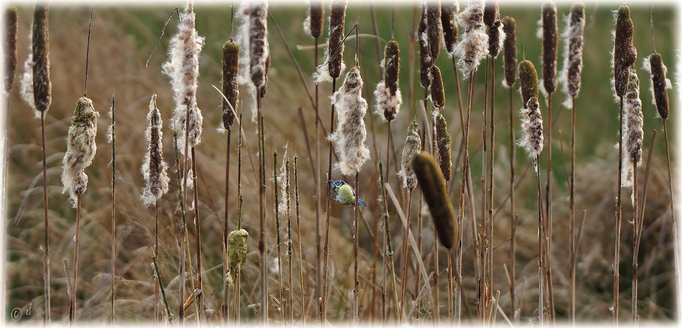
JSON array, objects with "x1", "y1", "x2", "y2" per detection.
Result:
[{"x1": 329, "y1": 180, "x2": 366, "y2": 206}]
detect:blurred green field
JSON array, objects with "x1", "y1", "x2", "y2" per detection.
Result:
[{"x1": 4, "y1": 1, "x2": 678, "y2": 324}]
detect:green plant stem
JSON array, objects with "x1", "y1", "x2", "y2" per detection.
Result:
[{"x1": 152, "y1": 255, "x2": 172, "y2": 323}]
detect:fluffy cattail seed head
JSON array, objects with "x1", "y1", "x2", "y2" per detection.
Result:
[
  {"x1": 541, "y1": 1, "x2": 558, "y2": 94},
  {"x1": 328, "y1": 0, "x2": 347, "y2": 80},
  {"x1": 399, "y1": 122, "x2": 421, "y2": 190},
  {"x1": 559, "y1": 2, "x2": 586, "y2": 106},
  {"x1": 247, "y1": 1, "x2": 269, "y2": 89},
  {"x1": 426, "y1": 1, "x2": 442, "y2": 61},
  {"x1": 622, "y1": 67, "x2": 643, "y2": 191},
  {"x1": 502, "y1": 16, "x2": 517, "y2": 88},
  {"x1": 435, "y1": 114, "x2": 452, "y2": 181},
  {"x1": 374, "y1": 40, "x2": 402, "y2": 122},
  {"x1": 307, "y1": 1, "x2": 323, "y2": 39},
  {"x1": 519, "y1": 60, "x2": 539, "y2": 106},
  {"x1": 613, "y1": 5, "x2": 637, "y2": 98},
  {"x1": 412, "y1": 152, "x2": 456, "y2": 249},
  {"x1": 519, "y1": 96, "x2": 544, "y2": 159},
  {"x1": 484, "y1": 1, "x2": 505, "y2": 58},
  {"x1": 62, "y1": 97, "x2": 99, "y2": 206},
  {"x1": 32, "y1": 3, "x2": 50, "y2": 113},
  {"x1": 142, "y1": 94, "x2": 170, "y2": 207},
  {"x1": 441, "y1": 1, "x2": 459, "y2": 56},
  {"x1": 455, "y1": 0, "x2": 488, "y2": 75},
  {"x1": 418, "y1": 7, "x2": 431, "y2": 88},
  {"x1": 329, "y1": 67, "x2": 370, "y2": 176},
  {"x1": 227, "y1": 229, "x2": 249, "y2": 286},
  {"x1": 429, "y1": 65, "x2": 445, "y2": 110},
  {"x1": 222, "y1": 40, "x2": 239, "y2": 130},
  {"x1": 4, "y1": 7, "x2": 18, "y2": 93},
  {"x1": 644, "y1": 53, "x2": 671, "y2": 119}
]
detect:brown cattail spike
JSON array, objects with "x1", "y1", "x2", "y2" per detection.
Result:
[
  {"x1": 541, "y1": 1, "x2": 558, "y2": 94},
  {"x1": 435, "y1": 114, "x2": 452, "y2": 181},
  {"x1": 222, "y1": 40, "x2": 239, "y2": 130},
  {"x1": 441, "y1": 2, "x2": 458, "y2": 56},
  {"x1": 418, "y1": 6, "x2": 431, "y2": 88},
  {"x1": 426, "y1": 1, "x2": 442, "y2": 61},
  {"x1": 248, "y1": 1, "x2": 268, "y2": 88},
  {"x1": 648, "y1": 53, "x2": 670, "y2": 119},
  {"x1": 429, "y1": 65, "x2": 445, "y2": 110},
  {"x1": 260, "y1": 53, "x2": 270, "y2": 98},
  {"x1": 484, "y1": 1, "x2": 504, "y2": 58},
  {"x1": 412, "y1": 152, "x2": 456, "y2": 249},
  {"x1": 519, "y1": 60, "x2": 539, "y2": 106},
  {"x1": 502, "y1": 16, "x2": 517, "y2": 88},
  {"x1": 375, "y1": 40, "x2": 402, "y2": 122},
  {"x1": 4, "y1": 7, "x2": 18, "y2": 93},
  {"x1": 399, "y1": 121, "x2": 421, "y2": 190},
  {"x1": 384, "y1": 40, "x2": 400, "y2": 96},
  {"x1": 32, "y1": 3, "x2": 50, "y2": 112},
  {"x1": 309, "y1": 1, "x2": 323, "y2": 39},
  {"x1": 328, "y1": 0, "x2": 347, "y2": 80},
  {"x1": 613, "y1": 5, "x2": 637, "y2": 98},
  {"x1": 561, "y1": 2, "x2": 586, "y2": 101}
]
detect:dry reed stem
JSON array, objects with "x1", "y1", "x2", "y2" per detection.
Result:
[
  {"x1": 379, "y1": 161, "x2": 400, "y2": 322},
  {"x1": 274, "y1": 151, "x2": 283, "y2": 321},
  {"x1": 152, "y1": 255, "x2": 173, "y2": 322},
  {"x1": 107, "y1": 95, "x2": 117, "y2": 323},
  {"x1": 294, "y1": 157, "x2": 306, "y2": 324}
]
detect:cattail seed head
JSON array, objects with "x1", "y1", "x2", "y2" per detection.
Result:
[
  {"x1": 644, "y1": 53, "x2": 671, "y2": 119},
  {"x1": 328, "y1": 0, "x2": 347, "y2": 80},
  {"x1": 32, "y1": 3, "x2": 50, "y2": 113},
  {"x1": 399, "y1": 121, "x2": 421, "y2": 190},
  {"x1": 418, "y1": 6, "x2": 431, "y2": 89},
  {"x1": 278, "y1": 148, "x2": 290, "y2": 218},
  {"x1": 329, "y1": 67, "x2": 370, "y2": 176},
  {"x1": 62, "y1": 97, "x2": 99, "y2": 206},
  {"x1": 374, "y1": 40, "x2": 402, "y2": 122},
  {"x1": 142, "y1": 94, "x2": 170, "y2": 207},
  {"x1": 4, "y1": 7, "x2": 18, "y2": 94},
  {"x1": 222, "y1": 40, "x2": 239, "y2": 130},
  {"x1": 259, "y1": 52, "x2": 270, "y2": 98},
  {"x1": 384, "y1": 40, "x2": 400, "y2": 96},
  {"x1": 455, "y1": 0, "x2": 488, "y2": 75},
  {"x1": 412, "y1": 151, "x2": 456, "y2": 249},
  {"x1": 559, "y1": 2, "x2": 586, "y2": 106},
  {"x1": 426, "y1": 1, "x2": 442, "y2": 61},
  {"x1": 484, "y1": 1, "x2": 505, "y2": 58},
  {"x1": 435, "y1": 114, "x2": 452, "y2": 181},
  {"x1": 227, "y1": 229, "x2": 249, "y2": 286},
  {"x1": 613, "y1": 5, "x2": 637, "y2": 98},
  {"x1": 429, "y1": 65, "x2": 445, "y2": 110},
  {"x1": 622, "y1": 66, "x2": 643, "y2": 190},
  {"x1": 247, "y1": 1, "x2": 268, "y2": 89},
  {"x1": 306, "y1": 1, "x2": 323, "y2": 39},
  {"x1": 540, "y1": 1, "x2": 558, "y2": 94},
  {"x1": 519, "y1": 96, "x2": 544, "y2": 159},
  {"x1": 519, "y1": 60, "x2": 539, "y2": 106},
  {"x1": 441, "y1": 1, "x2": 458, "y2": 56},
  {"x1": 502, "y1": 16, "x2": 517, "y2": 88}
]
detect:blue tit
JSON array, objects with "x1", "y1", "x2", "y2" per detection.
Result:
[{"x1": 329, "y1": 180, "x2": 367, "y2": 207}]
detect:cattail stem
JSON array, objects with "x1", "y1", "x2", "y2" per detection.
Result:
[
  {"x1": 545, "y1": 95, "x2": 555, "y2": 323},
  {"x1": 434, "y1": 234, "x2": 440, "y2": 324},
  {"x1": 379, "y1": 162, "x2": 400, "y2": 323},
  {"x1": 487, "y1": 57, "x2": 497, "y2": 321},
  {"x1": 257, "y1": 101, "x2": 267, "y2": 324},
  {"x1": 614, "y1": 96, "x2": 624, "y2": 325},
  {"x1": 569, "y1": 96, "x2": 576, "y2": 323},
  {"x1": 662, "y1": 120, "x2": 680, "y2": 303},
  {"x1": 534, "y1": 156, "x2": 544, "y2": 326},
  {"x1": 151, "y1": 255, "x2": 172, "y2": 323},
  {"x1": 399, "y1": 190, "x2": 411, "y2": 323},
  {"x1": 414, "y1": 193, "x2": 423, "y2": 323},
  {"x1": 109, "y1": 96, "x2": 116, "y2": 325},
  {"x1": 632, "y1": 165, "x2": 639, "y2": 325},
  {"x1": 191, "y1": 148, "x2": 202, "y2": 320},
  {"x1": 154, "y1": 200, "x2": 159, "y2": 323},
  {"x1": 314, "y1": 35, "x2": 322, "y2": 324},
  {"x1": 286, "y1": 158, "x2": 293, "y2": 324},
  {"x1": 447, "y1": 249, "x2": 453, "y2": 322},
  {"x1": 294, "y1": 157, "x2": 305, "y2": 324},
  {"x1": 223, "y1": 130, "x2": 231, "y2": 323},
  {"x1": 353, "y1": 172, "x2": 360, "y2": 326},
  {"x1": 322, "y1": 78, "x2": 337, "y2": 323},
  {"x1": 71, "y1": 196, "x2": 82, "y2": 324},
  {"x1": 509, "y1": 87, "x2": 517, "y2": 325},
  {"x1": 274, "y1": 151, "x2": 282, "y2": 321},
  {"x1": 41, "y1": 110, "x2": 51, "y2": 324}
]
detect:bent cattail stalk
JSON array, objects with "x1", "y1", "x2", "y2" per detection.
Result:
[
  {"x1": 426, "y1": 1, "x2": 442, "y2": 61},
  {"x1": 435, "y1": 114, "x2": 452, "y2": 181},
  {"x1": 142, "y1": 94, "x2": 170, "y2": 207},
  {"x1": 399, "y1": 122, "x2": 421, "y2": 191},
  {"x1": 540, "y1": 1, "x2": 558, "y2": 94},
  {"x1": 622, "y1": 67, "x2": 643, "y2": 190},
  {"x1": 412, "y1": 152, "x2": 456, "y2": 249},
  {"x1": 429, "y1": 65, "x2": 445, "y2": 110},
  {"x1": 502, "y1": 16, "x2": 516, "y2": 88},
  {"x1": 418, "y1": 6, "x2": 431, "y2": 89},
  {"x1": 519, "y1": 60, "x2": 539, "y2": 106},
  {"x1": 441, "y1": 1, "x2": 459, "y2": 57},
  {"x1": 374, "y1": 40, "x2": 402, "y2": 122},
  {"x1": 613, "y1": 5, "x2": 637, "y2": 98},
  {"x1": 4, "y1": 7, "x2": 18, "y2": 93},
  {"x1": 62, "y1": 97, "x2": 98, "y2": 206},
  {"x1": 455, "y1": 0, "x2": 488, "y2": 75},
  {"x1": 329, "y1": 66, "x2": 370, "y2": 176},
  {"x1": 484, "y1": 1, "x2": 505, "y2": 58},
  {"x1": 644, "y1": 53, "x2": 671, "y2": 119},
  {"x1": 305, "y1": 1, "x2": 323, "y2": 39},
  {"x1": 222, "y1": 40, "x2": 239, "y2": 130},
  {"x1": 33, "y1": 3, "x2": 50, "y2": 114},
  {"x1": 559, "y1": 2, "x2": 586, "y2": 107},
  {"x1": 520, "y1": 96, "x2": 544, "y2": 159}
]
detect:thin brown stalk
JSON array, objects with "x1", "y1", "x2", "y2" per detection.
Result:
[
  {"x1": 191, "y1": 147, "x2": 203, "y2": 321},
  {"x1": 414, "y1": 193, "x2": 423, "y2": 323},
  {"x1": 509, "y1": 88, "x2": 517, "y2": 325},
  {"x1": 287, "y1": 158, "x2": 293, "y2": 324},
  {"x1": 480, "y1": 57, "x2": 489, "y2": 321},
  {"x1": 632, "y1": 160, "x2": 639, "y2": 325},
  {"x1": 399, "y1": 189, "x2": 412, "y2": 322},
  {"x1": 314, "y1": 35, "x2": 322, "y2": 324},
  {"x1": 434, "y1": 233, "x2": 440, "y2": 324},
  {"x1": 322, "y1": 78, "x2": 337, "y2": 323},
  {"x1": 534, "y1": 156, "x2": 544, "y2": 326},
  {"x1": 447, "y1": 249, "x2": 453, "y2": 322},
  {"x1": 258, "y1": 106, "x2": 267, "y2": 324},
  {"x1": 274, "y1": 151, "x2": 282, "y2": 320},
  {"x1": 379, "y1": 161, "x2": 400, "y2": 322},
  {"x1": 110, "y1": 95, "x2": 117, "y2": 325},
  {"x1": 152, "y1": 255, "x2": 172, "y2": 322},
  {"x1": 154, "y1": 200, "x2": 159, "y2": 323},
  {"x1": 41, "y1": 110, "x2": 50, "y2": 325},
  {"x1": 614, "y1": 96, "x2": 624, "y2": 324},
  {"x1": 569, "y1": 95, "x2": 576, "y2": 323},
  {"x1": 223, "y1": 128, "x2": 231, "y2": 323},
  {"x1": 70, "y1": 196, "x2": 82, "y2": 324},
  {"x1": 662, "y1": 120, "x2": 679, "y2": 309},
  {"x1": 294, "y1": 157, "x2": 306, "y2": 324},
  {"x1": 487, "y1": 57, "x2": 497, "y2": 321},
  {"x1": 353, "y1": 172, "x2": 360, "y2": 326}
]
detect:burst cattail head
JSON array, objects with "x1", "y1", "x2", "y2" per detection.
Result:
[
  {"x1": 329, "y1": 66, "x2": 370, "y2": 176},
  {"x1": 484, "y1": 1, "x2": 505, "y2": 58},
  {"x1": 435, "y1": 114, "x2": 452, "y2": 181},
  {"x1": 62, "y1": 97, "x2": 99, "y2": 206},
  {"x1": 455, "y1": 0, "x2": 488, "y2": 75},
  {"x1": 247, "y1": 1, "x2": 269, "y2": 89},
  {"x1": 32, "y1": 3, "x2": 50, "y2": 113},
  {"x1": 162, "y1": 0, "x2": 204, "y2": 155},
  {"x1": 418, "y1": 6, "x2": 431, "y2": 88},
  {"x1": 519, "y1": 96, "x2": 544, "y2": 159},
  {"x1": 222, "y1": 40, "x2": 239, "y2": 130},
  {"x1": 502, "y1": 16, "x2": 517, "y2": 88},
  {"x1": 305, "y1": 1, "x2": 323, "y2": 39},
  {"x1": 540, "y1": 1, "x2": 558, "y2": 94},
  {"x1": 4, "y1": 7, "x2": 18, "y2": 94},
  {"x1": 441, "y1": 1, "x2": 459, "y2": 56},
  {"x1": 399, "y1": 121, "x2": 421, "y2": 190},
  {"x1": 227, "y1": 229, "x2": 249, "y2": 286},
  {"x1": 429, "y1": 65, "x2": 445, "y2": 110},
  {"x1": 613, "y1": 5, "x2": 637, "y2": 98},
  {"x1": 328, "y1": 0, "x2": 347, "y2": 79},
  {"x1": 426, "y1": 1, "x2": 442, "y2": 61},
  {"x1": 278, "y1": 148, "x2": 290, "y2": 218},
  {"x1": 374, "y1": 40, "x2": 402, "y2": 122},
  {"x1": 519, "y1": 60, "x2": 539, "y2": 106},
  {"x1": 142, "y1": 94, "x2": 170, "y2": 207},
  {"x1": 412, "y1": 152, "x2": 456, "y2": 249},
  {"x1": 644, "y1": 53, "x2": 671, "y2": 119},
  {"x1": 622, "y1": 66, "x2": 643, "y2": 190},
  {"x1": 559, "y1": 2, "x2": 586, "y2": 105}
]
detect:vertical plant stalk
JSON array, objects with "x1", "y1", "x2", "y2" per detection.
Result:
[
  {"x1": 236, "y1": 113, "x2": 243, "y2": 324},
  {"x1": 353, "y1": 172, "x2": 360, "y2": 326},
  {"x1": 534, "y1": 156, "x2": 544, "y2": 326},
  {"x1": 152, "y1": 255, "x2": 173, "y2": 322},
  {"x1": 192, "y1": 148, "x2": 203, "y2": 320},
  {"x1": 379, "y1": 161, "x2": 400, "y2": 322},
  {"x1": 274, "y1": 151, "x2": 282, "y2": 320},
  {"x1": 258, "y1": 110, "x2": 267, "y2": 323},
  {"x1": 109, "y1": 95, "x2": 117, "y2": 324},
  {"x1": 70, "y1": 197, "x2": 82, "y2": 323},
  {"x1": 503, "y1": 17, "x2": 517, "y2": 318},
  {"x1": 322, "y1": 78, "x2": 336, "y2": 324},
  {"x1": 286, "y1": 158, "x2": 293, "y2": 323},
  {"x1": 294, "y1": 157, "x2": 306, "y2": 323}
]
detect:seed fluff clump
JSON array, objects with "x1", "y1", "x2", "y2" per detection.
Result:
[
  {"x1": 621, "y1": 67, "x2": 643, "y2": 192},
  {"x1": 519, "y1": 96, "x2": 544, "y2": 162},
  {"x1": 455, "y1": 0, "x2": 488, "y2": 75},
  {"x1": 142, "y1": 94, "x2": 170, "y2": 207},
  {"x1": 62, "y1": 97, "x2": 99, "y2": 206},
  {"x1": 398, "y1": 122, "x2": 421, "y2": 190}
]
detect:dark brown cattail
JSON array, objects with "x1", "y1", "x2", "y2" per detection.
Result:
[
  {"x1": 520, "y1": 96, "x2": 544, "y2": 159},
  {"x1": 32, "y1": 3, "x2": 50, "y2": 113},
  {"x1": 418, "y1": 6, "x2": 431, "y2": 88},
  {"x1": 384, "y1": 40, "x2": 400, "y2": 96},
  {"x1": 541, "y1": 1, "x2": 558, "y2": 94},
  {"x1": 441, "y1": 1, "x2": 458, "y2": 56},
  {"x1": 4, "y1": 7, "x2": 18, "y2": 93},
  {"x1": 455, "y1": 0, "x2": 487, "y2": 74},
  {"x1": 248, "y1": 1, "x2": 268, "y2": 88},
  {"x1": 308, "y1": 1, "x2": 323, "y2": 39},
  {"x1": 559, "y1": 2, "x2": 586, "y2": 103},
  {"x1": 259, "y1": 52, "x2": 270, "y2": 98},
  {"x1": 399, "y1": 121, "x2": 421, "y2": 190},
  {"x1": 374, "y1": 40, "x2": 402, "y2": 122},
  {"x1": 502, "y1": 16, "x2": 517, "y2": 88},
  {"x1": 426, "y1": 1, "x2": 442, "y2": 61},
  {"x1": 412, "y1": 151, "x2": 456, "y2": 249},
  {"x1": 645, "y1": 53, "x2": 670, "y2": 119},
  {"x1": 519, "y1": 60, "x2": 539, "y2": 106},
  {"x1": 429, "y1": 65, "x2": 445, "y2": 110},
  {"x1": 484, "y1": 0, "x2": 504, "y2": 58},
  {"x1": 613, "y1": 5, "x2": 637, "y2": 98},
  {"x1": 622, "y1": 66, "x2": 642, "y2": 188},
  {"x1": 328, "y1": 0, "x2": 347, "y2": 80},
  {"x1": 435, "y1": 114, "x2": 452, "y2": 181},
  {"x1": 222, "y1": 40, "x2": 239, "y2": 130}
]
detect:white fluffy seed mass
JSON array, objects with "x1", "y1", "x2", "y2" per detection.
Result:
[
  {"x1": 19, "y1": 32, "x2": 36, "y2": 116},
  {"x1": 142, "y1": 94, "x2": 170, "y2": 207},
  {"x1": 373, "y1": 81, "x2": 402, "y2": 122},
  {"x1": 62, "y1": 97, "x2": 99, "y2": 206},
  {"x1": 329, "y1": 66, "x2": 370, "y2": 176},
  {"x1": 519, "y1": 96, "x2": 544, "y2": 160},
  {"x1": 455, "y1": 0, "x2": 488, "y2": 75},
  {"x1": 621, "y1": 67, "x2": 643, "y2": 191}
]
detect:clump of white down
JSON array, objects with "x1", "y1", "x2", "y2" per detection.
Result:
[
  {"x1": 329, "y1": 67, "x2": 370, "y2": 176},
  {"x1": 313, "y1": 0, "x2": 347, "y2": 84},
  {"x1": 61, "y1": 97, "x2": 99, "y2": 207},
  {"x1": 621, "y1": 67, "x2": 643, "y2": 197},
  {"x1": 373, "y1": 81, "x2": 402, "y2": 121},
  {"x1": 235, "y1": 0, "x2": 269, "y2": 123},
  {"x1": 278, "y1": 145, "x2": 290, "y2": 219},
  {"x1": 19, "y1": 32, "x2": 37, "y2": 117},
  {"x1": 519, "y1": 97, "x2": 544, "y2": 162},
  {"x1": 141, "y1": 94, "x2": 170, "y2": 207},
  {"x1": 455, "y1": 0, "x2": 488, "y2": 76},
  {"x1": 559, "y1": 6, "x2": 586, "y2": 108}
]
